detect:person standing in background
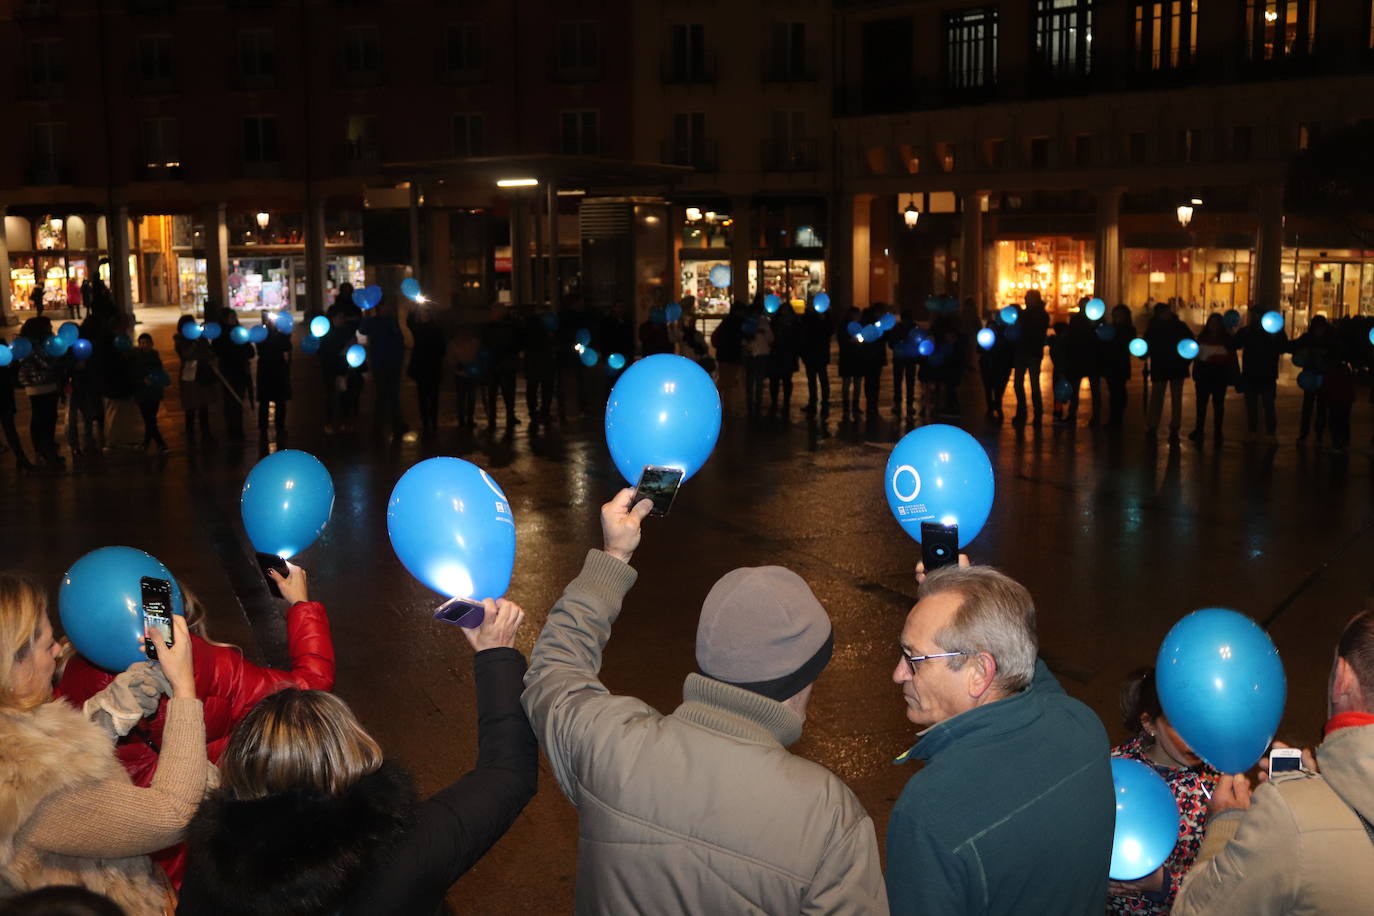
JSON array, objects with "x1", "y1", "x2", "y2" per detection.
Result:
[
  {"x1": 406, "y1": 304, "x2": 446, "y2": 437},
  {"x1": 0, "y1": 335, "x2": 35, "y2": 470},
  {"x1": 360, "y1": 294, "x2": 409, "y2": 442},
  {"x1": 254, "y1": 318, "x2": 292, "y2": 447},
  {"x1": 213, "y1": 308, "x2": 251, "y2": 443},
  {"x1": 131, "y1": 333, "x2": 168, "y2": 452},
  {"x1": 1011, "y1": 290, "x2": 1050, "y2": 426},
  {"x1": 800, "y1": 297, "x2": 833, "y2": 416}
]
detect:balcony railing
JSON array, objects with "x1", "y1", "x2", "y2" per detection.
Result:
[
  {"x1": 661, "y1": 49, "x2": 717, "y2": 85},
  {"x1": 660, "y1": 138, "x2": 718, "y2": 172},
  {"x1": 761, "y1": 47, "x2": 818, "y2": 83},
  {"x1": 761, "y1": 138, "x2": 818, "y2": 172}
]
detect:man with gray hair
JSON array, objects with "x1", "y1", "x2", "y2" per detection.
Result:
[
  {"x1": 522, "y1": 489, "x2": 887, "y2": 914},
  {"x1": 886, "y1": 559, "x2": 1114, "y2": 914}
]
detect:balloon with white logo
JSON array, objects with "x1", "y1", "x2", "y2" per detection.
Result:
[{"x1": 884, "y1": 424, "x2": 994, "y2": 549}]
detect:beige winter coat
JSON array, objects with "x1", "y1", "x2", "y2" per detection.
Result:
[
  {"x1": 522, "y1": 549, "x2": 887, "y2": 915},
  {"x1": 0, "y1": 696, "x2": 210, "y2": 915},
  {"x1": 1173, "y1": 722, "x2": 1374, "y2": 915}
]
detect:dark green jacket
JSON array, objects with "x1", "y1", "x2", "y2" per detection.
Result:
[{"x1": 886, "y1": 659, "x2": 1114, "y2": 915}]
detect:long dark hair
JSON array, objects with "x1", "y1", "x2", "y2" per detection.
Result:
[{"x1": 1118, "y1": 667, "x2": 1162, "y2": 735}]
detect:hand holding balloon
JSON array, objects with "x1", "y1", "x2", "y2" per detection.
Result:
[
  {"x1": 154, "y1": 615, "x2": 196, "y2": 700},
  {"x1": 602, "y1": 488, "x2": 654, "y2": 564},
  {"x1": 915, "y1": 553, "x2": 971, "y2": 586},
  {"x1": 1207, "y1": 773, "x2": 1253, "y2": 816},
  {"x1": 459, "y1": 598, "x2": 525, "y2": 652},
  {"x1": 268, "y1": 562, "x2": 309, "y2": 605},
  {"x1": 1108, "y1": 866, "x2": 1167, "y2": 900}
]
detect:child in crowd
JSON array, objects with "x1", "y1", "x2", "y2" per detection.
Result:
[{"x1": 132, "y1": 333, "x2": 168, "y2": 451}]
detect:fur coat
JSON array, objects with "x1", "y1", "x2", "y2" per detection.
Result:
[{"x1": 0, "y1": 700, "x2": 174, "y2": 915}]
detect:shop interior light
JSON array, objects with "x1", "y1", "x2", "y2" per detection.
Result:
[
  {"x1": 256, "y1": 211, "x2": 270, "y2": 229},
  {"x1": 1189, "y1": 198, "x2": 1203, "y2": 206},
  {"x1": 903, "y1": 203, "x2": 920, "y2": 229},
  {"x1": 496, "y1": 178, "x2": 539, "y2": 188},
  {"x1": 556, "y1": 188, "x2": 587, "y2": 197},
  {"x1": 49, "y1": 217, "x2": 63, "y2": 232},
  {"x1": 685, "y1": 207, "x2": 702, "y2": 221}
]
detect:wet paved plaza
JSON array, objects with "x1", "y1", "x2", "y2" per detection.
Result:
[{"x1": 4, "y1": 306, "x2": 1371, "y2": 912}]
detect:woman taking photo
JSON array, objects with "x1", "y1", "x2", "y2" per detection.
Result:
[
  {"x1": 178, "y1": 598, "x2": 537, "y2": 915},
  {"x1": 0, "y1": 572, "x2": 209, "y2": 914}
]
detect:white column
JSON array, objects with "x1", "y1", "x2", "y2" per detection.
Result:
[
  {"x1": 960, "y1": 191, "x2": 988, "y2": 320},
  {"x1": 109, "y1": 206, "x2": 133, "y2": 317},
  {"x1": 0, "y1": 205, "x2": 12, "y2": 324},
  {"x1": 202, "y1": 203, "x2": 230, "y2": 316},
  {"x1": 305, "y1": 200, "x2": 327, "y2": 316},
  {"x1": 729, "y1": 195, "x2": 751, "y2": 304},
  {"x1": 1094, "y1": 188, "x2": 1123, "y2": 306},
  {"x1": 1253, "y1": 185, "x2": 1284, "y2": 309}
]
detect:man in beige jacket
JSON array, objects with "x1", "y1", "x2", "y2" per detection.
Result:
[
  {"x1": 522, "y1": 489, "x2": 887, "y2": 915},
  {"x1": 1172, "y1": 610, "x2": 1374, "y2": 914}
]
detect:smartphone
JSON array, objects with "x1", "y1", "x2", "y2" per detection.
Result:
[
  {"x1": 920, "y1": 522, "x2": 959, "y2": 572},
  {"x1": 434, "y1": 596, "x2": 485, "y2": 629},
  {"x1": 633, "y1": 465, "x2": 685, "y2": 517},
  {"x1": 256, "y1": 552, "x2": 289, "y2": 599},
  {"x1": 1269, "y1": 747, "x2": 1303, "y2": 778},
  {"x1": 140, "y1": 576, "x2": 174, "y2": 661}
]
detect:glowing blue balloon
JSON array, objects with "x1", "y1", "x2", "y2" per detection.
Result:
[
  {"x1": 201, "y1": 321, "x2": 222, "y2": 340},
  {"x1": 248, "y1": 325, "x2": 269, "y2": 344},
  {"x1": 977, "y1": 328, "x2": 996, "y2": 350},
  {"x1": 764, "y1": 294, "x2": 781, "y2": 314},
  {"x1": 400, "y1": 277, "x2": 421, "y2": 300},
  {"x1": 181, "y1": 321, "x2": 202, "y2": 340},
  {"x1": 387, "y1": 457, "x2": 516, "y2": 604},
  {"x1": 230, "y1": 325, "x2": 251, "y2": 345},
  {"x1": 1054, "y1": 377, "x2": 1073, "y2": 401},
  {"x1": 1000, "y1": 305, "x2": 1019, "y2": 325},
  {"x1": 878, "y1": 312, "x2": 897, "y2": 332},
  {"x1": 846, "y1": 321, "x2": 863, "y2": 338},
  {"x1": 44, "y1": 335, "x2": 68, "y2": 357},
  {"x1": 709, "y1": 265, "x2": 731, "y2": 288},
  {"x1": 352, "y1": 289, "x2": 368, "y2": 309},
  {"x1": 1109, "y1": 758, "x2": 1181, "y2": 881},
  {"x1": 1177, "y1": 339, "x2": 1199, "y2": 360},
  {"x1": 860, "y1": 325, "x2": 883, "y2": 343},
  {"x1": 241, "y1": 450, "x2": 334, "y2": 559},
  {"x1": 1084, "y1": 298, "x2": 1106, "y2": 321},
  {"x1": 608, "y1": 352, "x2": 626, "y2": 370},
  {"x1": 1157, "y1": 608, "x2": 1286, "y2": 774},
  {"x1": 59, "y1": 546, "x2": 185, "y2": 673},
  {"x1": 71, "y1": 338, "x2": 93, "y2": 361},
  {"x1": 813, "y1": 292, "x2": 830, "y2": 313},
  {"x1": 605, "y1": 353, "x2": 721, "y2": 485},
  {"x1": 1297, "y1": 370, "x2": 1323, "y2": 392},
  {"x1": 917, "y1": 338, "x2": 935, "y2": 357},
  {"x1": 345, "y1": 344, "x2": 366, "y2": 368},
  {"x1": 363, "y1": 284, "x2": 382, "y2": 309},
  {"x1": 580, "y1": 347, "x2": 600, "y2": 367},
  {"x1": 58, "y1": 322, "x2": 80, "y2": 344},
  {"x1": 650, "y1": 307, "x2": 666, "y2": 324},
  {"x1": 300, "y1": 335, "x2": 321, "y2": 355},
  {"x1": 112, "y1": 334, "x2": 131, "y2": 353},
  {"x1": 0, "y1": 345, "x2": 10, "y2": 367},
  {"x1": 274, "y1": 313, "x2": 293, "y2": 335},
  {"x1": 1223, "y1": 309, "x2": 1242, "y2": 329},
  {"x1": 1096, "y1": 325, "x2": 1115, "y2": 342},
  {"x1": 1369, "y1": 327, "x2": 1374, "y2": 347},
  {"x1": 885, "y1": 424, "x2": 994, "y2": 549},
  {"x1": 574, "y1": 328, "x2": 592, "y2": 347},
  {"x1": 1261, "y1": 310, "x2": 1283, "y2": 334},
  {"x1": 1129, "y1": 338, "x2": 1149, "y2": 358},
  {"x1": 665, "y1": 302, "x2": 683, "y2": 323}
]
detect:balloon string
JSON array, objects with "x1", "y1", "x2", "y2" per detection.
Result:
[{"x1": 1261, "y1": 520, "x2": 1373, "y2": 630}]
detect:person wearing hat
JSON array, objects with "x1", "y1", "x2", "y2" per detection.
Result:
[{"x1": 521, "y1": 489, "x2": 886, "y2": 914}]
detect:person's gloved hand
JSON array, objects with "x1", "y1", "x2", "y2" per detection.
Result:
[{"x1": 84, "y1": 661, "x2": 172, "y2": 739}]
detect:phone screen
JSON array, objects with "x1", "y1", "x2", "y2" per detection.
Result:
[
  {"x1": 140, "y1": 576, "x2": 174, "y2": 660},
  {"x1": 434, "y1": 597, "x2": 486, "y2": 629},
  {"x1": 634, "y1": 466, "x2": 685, "y2": 517},
  {"x1": 920, "y1": 522, "x2": 960, "y2": 571},
  {"x1": 1269, "y1": 751, "x2": 1302, "y2": 776}
]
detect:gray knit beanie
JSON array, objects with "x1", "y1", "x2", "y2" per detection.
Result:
[{"x1": 695, "y1": 566, "x2": 834, "y2": 702}]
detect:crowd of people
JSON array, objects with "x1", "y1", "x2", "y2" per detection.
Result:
[{"x1": 2, "y1": 488, "x2": 1371, "y2": 915}]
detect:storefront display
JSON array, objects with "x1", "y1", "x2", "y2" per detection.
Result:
[
  {"x1": 326, "y1": 255, "x2": 365, "y2": 302},
  {"x1": 1282, "y1": 249, "x2": 1374, "y2": 325},
  {"x1": 228, "y1": 258, "x2": 293, "y2": 311},
  {"x1": 178, "y1": 257, "x2": 208, "y2": 312},
  {"x1": 1123, "y1": 247, "x2": 1254, "y2": 326},
  {"x1": 680, "y1": 259, "x2": 731, "y2": 314},
  {"x1": 754, "y1": 258, "x2": 824, "y2": 309},
  {"x1": 994, "y1": 238, "x2": 1094, "y2": 316}
]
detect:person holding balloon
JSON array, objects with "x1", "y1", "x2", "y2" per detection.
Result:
[
  {"x1": 836, "y1": 305, "x2": 864, "y2": 420},
  {"x1": 1011, "y1": 290, "x2": 1051, "y2": 426},
  {"x1": 0, "y1": 571, "x2": 210, "y2": 914},
  {"x1": 799, "y1": 295, "x2": 834, "y2": 415},
  {"x1": 1099, "y1": 304, "x2": 1138, "y2": 428},
  {"x1": 130, "y1": 334, "x2": 169, "y2": 452},
  {"x1": 174, "y1": 315, "x2": 217, "y2": 447},
  {"x1": 1290, "y1": 315, "x2": 1334, "y2": 446},
  {"x1": 0, "y1": 335, "x2": 36, "y2": 470},
  {"x1": 1144, "y1": 303, "x2": 1194, "y2": 441},
  {"x1": 16, "y1": 317, "x2": 65, "y2": 467},
  {"x1": 1188, "y1": 314, "x2": 1238, "y2": 445},
  {"x1": 742, "y1": 298, "x2": 774, "y2": 417},
  {"x1": 1233, "y1": 306, "x2": 1287, "y2": 443},
  {"x1": 253, "y1": 317, "x2": 293, "y2": 446},
  {"x1": 1107, "y1": 668, "x2": 1218, "y2": 914},
  {"x1": 212, "y1": 308, "x2": 252, "y2": 443}
]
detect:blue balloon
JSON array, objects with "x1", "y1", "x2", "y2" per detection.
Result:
[
  {"x1": 1368, "y1": 326, "x2": 1374, "y2": 347},
  {"x1": 665, "y1": 302, "x2": 683, "y2": 323},
  {"x1": 345, "y1": 344, "x2": 366, "y2": 368},
  {"x1": 542, "y1": 312, "x2": 559, "y2": 332},
  {"x1": 846, "y1": 321, "x2": 864, "y2": 338},
  {"x1": 300, "y1": 335, "x2": 321, "y2": 355},
  {"x1": 1223, "y1": 308, "x2": 1242, "y2": 329},
  {"x1": 387, "y1": 457, "x2": 516, "y2": 604},
  {"x1": 201, "y1": 321, "x2": 222, "y2": 340},
  {"x1": 180, "y1": 321, "x2": 202, "y2": 340},
  {"x1": 605, "y1": 353, "x2": 721, "y2": 484},
  {"x1": 363, "y1": 284, "x2": 382, "y2": 308},
  {"x1": 763, "y1": 294, "x2": 781, "y2": 314},
  {"x1": 580, "y1": 347, "x2": 600, "y2": 367},
  {"x1": 44, "y1": 335, "x2": 68, "y2": 357},
  {"x1": 977, "y1": 328, "x2": 996, "y2": 350},
  {"x1": 650, "y1": 307, "x2": 666, "y2": 324},
  {"x1": 878, "y1": 312, "x2": 897, "y2": 332},
  {"x1": 401, "y1": 277, "x2": 421, "y2": 300},
  {"x1": 1177, "y1": 339, "x2": 1199, "y2": 360},
  {"x1": 1157, "y1": 608, "x2": 1286, "y2": 774},
  {"x1": 709, "y1": 264, "x2": 731, "y2": 288},
  {"x1": 1261, "y1": 310, "x2": 1283, "y2": 334},
  {"x1": 58, "y1": 321, "x2": 80, "y2": 344},
  {"x1": 1000, "y1": 305, "x2": 1019, "y2": 325},
  {"x1": 812, "y1": 292, "x2": 831, "y2": 313},
  {"x1": 607, "y1": 352, "x2": 626, "y2": 370},
  {"x1": 1109, "y1": 758, "x2": 1182, "y2": 881},
  {"x1": 1291, "y1": 350, "x2": 1308, "y2": 369},
  {"x1": 1297, "y1": 369, "x2": 1323, "y2": 392},
  {"x1": 917, "y1": 337, "x2": 935, "y2": 357},
  {"x1": 1084, "y1": 298, "x2": 1106, "y2": 321},
  {"x1": 241, "y1": 450, "x2": 335, "y2": 559},
  {"x1": 352, "y1": 289, "x2": 368, "y2": 309},
  {"x1": 230, "y1": 325, "x2": 251, "y2": 345},
  {"x1": 112, "y1": 334, "x2": 131, "y2": 353},
  {"x1": 71, "y1": 338, "x2": 93, "y2": 361},
  {"x1": 1096, "y1": 324, "x2": 1115, "y2": 342},
  {"x1": 148, "y1": 369, "x2": 170, "y2": 389},
  {"x1": 860, "y1": 325, "x2": 883, "y2": 343},
  {"x1": 574, "y1": 328, "x2": 592, "y2": 347},
  {"x1": 0, "y1": 345, "x2": 10, "y2": 367},
  {"x1": 274, "y1": 313, "x2": 293, "y2": 335},
  {"x1": 885, "y1": 425, "x2": 994, "y2": 548},
  {"x1": 1054, "y1": 377, "x2": 1073, "y2": 401},
  {"x1": 59, "y1": 546, "x2": 185, "y2": 672},
  {"x1": 249, "y1": 325, "x2": 269, "y2": 344},
  {"x1": 1129, "y1": 337, "x2": 1149, "y2": 358}
]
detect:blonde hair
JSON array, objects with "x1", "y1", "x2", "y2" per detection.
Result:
[
  {"x1": 0, "y1": 572, "x2": 52, "y2": 710},
  {"x1": 220, "y1": 689, "x2": 382, "y2": 800}
]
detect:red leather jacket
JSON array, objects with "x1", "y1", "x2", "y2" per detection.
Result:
[{"x1": 55, "y1": 600, "x2": 334, "y2": 886}]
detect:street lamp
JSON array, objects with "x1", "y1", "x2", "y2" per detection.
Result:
[
  {"x1": 1175, "y1": 204, "x2": 1193, "y2": 228},
  {"x1": 496, "y1": 178, "x2": 539, "y2": 188},
  {"x1": 904, "y1": 203, "x2": 920, "y2": 229},
  {"x1": 255, "y1": 211, "x2": 270, "y2": 229}
]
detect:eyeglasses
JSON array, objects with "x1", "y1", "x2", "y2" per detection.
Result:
[{"x1": 899, "y1": 646, "x2": 974, "y2": 676}]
